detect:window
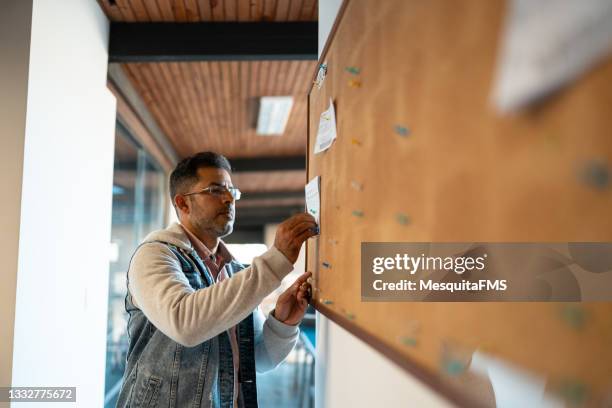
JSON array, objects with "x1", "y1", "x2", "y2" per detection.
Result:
[{"x1": 103, "y1": 123, "x2": 166, "y2": 407}]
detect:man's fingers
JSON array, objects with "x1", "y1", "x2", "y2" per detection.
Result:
[
  {"x1": 290, "y1": 220, "x2": 318, "y2": 237},
  {"x1": 297, "y1": 287, "x2": 309, "y2": 306},
  {"x1": 294, "y1": 228, "x2": 317, "y2": 245},
  {"x1": 284, "y1": 213, "x2": 316, "y2": 231},
  {"x1": 282, "y1": 276, "x2": 309, "y2": 300},
  {"x1": 293, "y1": 271, "x2": 312, "y2": 287}
]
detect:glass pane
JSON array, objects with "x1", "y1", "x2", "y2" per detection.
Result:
[{"x1": 104, "y1": 127, "x2": 166, "y2": 407}]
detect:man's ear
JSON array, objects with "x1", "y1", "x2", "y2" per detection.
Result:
[{"x1": 174, "y1": 194, "x2": 189, "y2": 215}]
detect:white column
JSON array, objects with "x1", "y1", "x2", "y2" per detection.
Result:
[
  {"x1": 0, "y1": 0, "x2": 33, "y2": 397},
  {"x1": 1, "y1": 0, "x2": 117, "y2": 406}
]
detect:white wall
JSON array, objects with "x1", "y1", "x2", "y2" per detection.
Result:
[
  {"x1": 315, "y1": 3, "x2": 454, "y2": 407},
  {"x1": 0, "y1": 0, "x2": 33, "y2": 395},
  {"x1": 6, "y1": 0, "x2": 116, "y2": 406}
]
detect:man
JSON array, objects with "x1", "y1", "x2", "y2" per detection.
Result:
[{"x1": 116, "y1": 152, "x2": 317, "y2": 408}]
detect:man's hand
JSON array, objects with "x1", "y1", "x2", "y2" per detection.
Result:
[
  {"x1": 273, "y1": 271, "x2": 312, "y2": 326},
  {"x1": 274, "y1": 213, "x2": 318, "y2": 264}
]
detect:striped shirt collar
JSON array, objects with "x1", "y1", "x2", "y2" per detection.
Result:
[{"x1": 179, "y1": 223, "x2": 234, "y2": 268}]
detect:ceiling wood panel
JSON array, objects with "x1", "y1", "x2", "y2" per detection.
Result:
[
  {"x1": 231, "y1": 170, "x2": 305, "y2": 192},
  {"x1": 122, "y1": 60, "x2": 315, "y2": 160},
  {"x1": 98, "y1": 0, "x2": 318, "y2": 22},
  {"x1": 99, "y1": 1, "x2": 316, "y2": 199}
]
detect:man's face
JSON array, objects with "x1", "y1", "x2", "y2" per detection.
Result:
[{"x1": 180, "y1": 167, "x2": 235, "y2": 238}]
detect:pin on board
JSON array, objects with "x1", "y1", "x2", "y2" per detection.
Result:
[
  {"x1": 314, "y1": 63, "x2": 327, "y2": 89},
  {"x1": 394, "y1": 125, "x2": 411, "y2": 137},
  {"x1": 345, "y1": 66, "x2": 361, "y2": 75}
]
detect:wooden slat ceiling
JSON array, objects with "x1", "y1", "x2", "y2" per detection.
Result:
[
  {"x1": 122, "y1": 60, "x2": 314, "y2": 159},
  {"x1": 99, "y1": 0, "x2": 317, "y2": 206},
  {"x1": 97, "y1": 0, "x2": 318, "y2": 22},
  {"x1": 231, "y1": 170, "x2": 304, "y2": 192}
]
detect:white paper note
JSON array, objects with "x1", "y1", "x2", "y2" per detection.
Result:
[
  {"x1": 305, "y1": 176, "x2": 321, "y2": 224},
  {"x1": 492, "y1": 0, "x2": 612, "y2": 112},
  {"x1": 314, "y1": 98, "x2": 337, "y2": 154}
]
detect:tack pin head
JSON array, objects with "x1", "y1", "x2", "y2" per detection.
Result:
[
  {"x1": 400, "y1": 337, "x2": 418, "y2": 347},
  {"x1": 351, "y1": 180, "x2": 364, "y2": 191},
  {"x1": 556, "y1": 380, "x2": 589, "y2": 406},
  {"x1": 396, "y1": 213, "x2": 411, "y2": 225},
  {"x1": 348, "y1": 79, "x2": 362, "y2": 88},
  {"x1": 560, "y1": 305, "x2": 587, "y2": 330},
  {"x1": 440, "y1": 340, "x2": 472, "y2": 377},
  {"x1": 352, "y1": 210, "x2": 364, "y2": 217},
  {"x1": 580, "y1": 160, "x2": 610, "y2": 190},
  {"x1": 345, "y1": 66, "x2": 361, "y2": 75},
  {"x1": 394, "y1": 125, "x2": 411, "y2": 137}
]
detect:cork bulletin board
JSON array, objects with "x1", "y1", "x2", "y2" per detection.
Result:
[{"x1": 306, "y1": 0, "x2": 612, "y2": 406}]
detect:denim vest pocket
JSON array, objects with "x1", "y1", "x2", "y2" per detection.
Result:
[{"x1": 135, "y1": 374, "x2": 162, "y2": 408}]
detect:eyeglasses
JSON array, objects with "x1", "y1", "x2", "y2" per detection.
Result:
[{"x1": 183, "y1": 184, "x2": 241, "y2": 200}]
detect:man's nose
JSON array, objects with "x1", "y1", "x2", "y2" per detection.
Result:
[{"x1": 221, "y1": 190, "x2": 234, "y2": 203}]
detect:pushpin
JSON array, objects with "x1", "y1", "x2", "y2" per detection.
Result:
[
  {"x1": 351, "y1": 138, "x2": 362, "y2": 146},
  {"x1": 345, "y1": 66, "x2": 360, "y2": 75},
  {"x1": 396, "y1": 213, "x2": 411, "y2": 225},
  {"x1": 440, "y1": 340, "x2": 472, "y2": 377},
  {"x1": 314, "y1": 63, "x2": 328, "y2": 89},
  {"x1": 345, "y1": 312, "x2": 356, "y2": 320},
  {"x1": 557, "y1": 380, "x2": 588, "y2": 406},
  {"x1": 348, "y1": 79, "x2": 362, "y2": 88},
  {"x1": 580, "y1": 160, "x2": 610, "y2": 190},
  {"x1": 352, "y1": 210, "x2": 364, "y2": 217},
  {"x1": 322, "y1": 261, "x2": 331, "y2": 269},
  {"x1": 351, "y1": 180, "x2": 363, "y2": 191},
  {"x1": 442, "y1": 359, "x2": 467, "y2": 376},
  {"x1": 394, "y1": 125, "x2": 411, "y2": 137},
  {"x1": 322, "y1": 299, "x2": 334, "y2": 305},
  {"x1": 560, "y1": 305, "x2": 587, "y2": 330},
  {"x1": 400, "y1": 337, "x2": 418, "y2": 347}
]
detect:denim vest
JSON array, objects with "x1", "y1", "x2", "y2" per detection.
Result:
[{"x1": 116, "y1": 242, "x2": 258, "y2": 408}]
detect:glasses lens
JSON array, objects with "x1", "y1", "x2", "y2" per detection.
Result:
[
  {"x1": 208, "y1": 186, "x2": 225, "y2": 195},
  {"x1": 208, "y1": 185, "x2": 241, "y2": 200}
]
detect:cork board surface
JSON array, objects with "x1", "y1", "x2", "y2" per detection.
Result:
[{"x1": 307, "y1": 0, "x2": 612, "y2": 405}]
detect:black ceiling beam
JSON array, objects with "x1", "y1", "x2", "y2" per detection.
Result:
[
  {"x1": 109, "y1": 22, "x2": 318, "y2": 62},
  {"x1": 230, "y1": 155, "x2": 305, "y2": 172}
]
